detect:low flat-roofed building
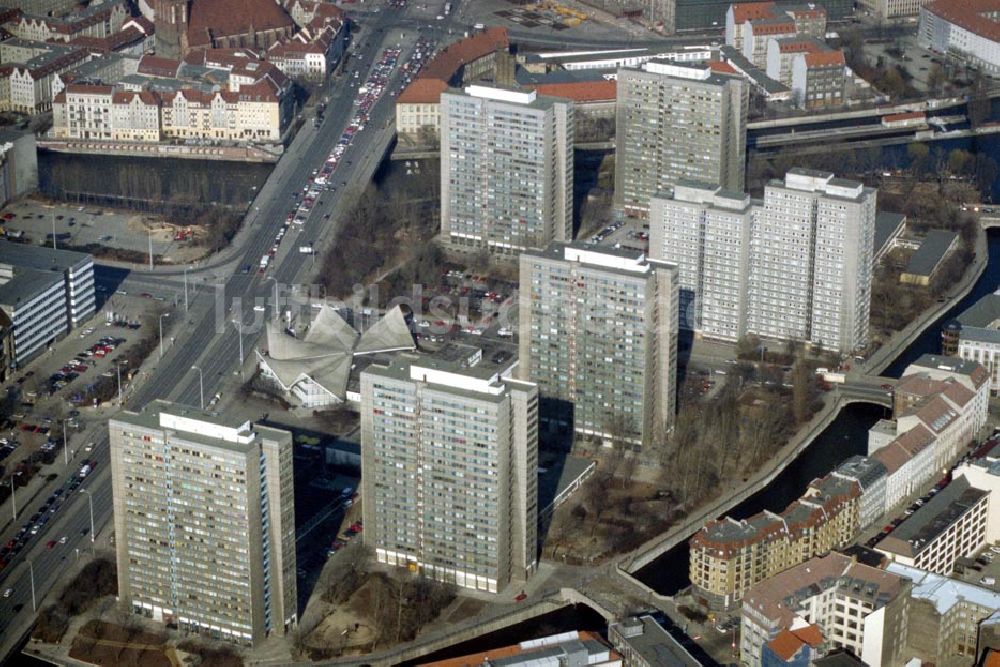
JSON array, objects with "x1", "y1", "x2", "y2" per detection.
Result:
[
  {"x1": 420, "y1": 630, "x2": 622, "y2": 666},
  {"x1": 872, "y1": 211, "x2": 906, "y2": 264},
  {"x1": 609, "y1": 615, "x2": 700, "y2": 667},
  {"x1": 953, "y1": 457, "x2": 1000, "y2": 543},
  {"x1": 876, "y1": 478, "x2": 989, "y2": 573},
  {"x1": 900, "y1": 230, "x2": 959, "y2": 286},
  {"x1": 887, "y1": 562, "x2": 1000, "y2": 664},
  {"x1": 0, "y1": 241, "x2": 94, "y2": 365}
]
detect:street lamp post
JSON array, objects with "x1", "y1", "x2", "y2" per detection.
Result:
[
  {"x1": 159, "y1": 313, "x2": 171, "y2": 359},
  {"x1": 191, "y1": 365, "x2": 204, "y2": 410},
  {"x1": 9, "y1": 475, "x2": 16, "y2": 521},
  {"x1": 232, "y1": 320, "x2": 244, "y2": 367},
  {"x1": 28, "y1": 559, "x2": 36, "y2": 612},
  {"x1": 80, "y1": 489, "x2": 95, "y2": 543},
  {"x1": 266, "y1": 277, "x2": 279, "y2": 321},
  {"x1": 116, "y1": 360, "x2": 126, "y2": 403}
]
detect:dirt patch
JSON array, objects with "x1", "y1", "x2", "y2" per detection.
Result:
[{"x1": 69, "y1": 620, "x2": 170, "y2": 667}]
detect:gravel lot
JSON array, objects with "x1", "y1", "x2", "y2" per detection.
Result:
[{"x1": 0, "y1": 200, "x2": 209, "y2": 264}]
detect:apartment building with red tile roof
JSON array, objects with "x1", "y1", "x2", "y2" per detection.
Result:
[
  {"x1": 396, "y1": 28, "x2": 510, "y2": 139},
  {"x1": 690, "y1": 472, "x2": 861, "y2": 611},
  {"x1": 741, "y1": 553, "x2": 910, "y2": 666}
]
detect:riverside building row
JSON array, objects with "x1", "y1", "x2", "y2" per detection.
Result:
[
  {"x1": 690, "y1": 355, "x2": 990, "y2": 611},
  {"x1": 739, "y1": 553, "x2": 1000, "y2": 667},
  {"x1": 649, "y1": 169, "x2": 876, "y2": 354}
]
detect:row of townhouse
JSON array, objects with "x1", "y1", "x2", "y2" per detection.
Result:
[
  {"x1": 689, "y1": 473, "x2": 861, "y2": 611},
  {"x1": 690, "y1": 354, "x2": 990, "y2": 612},
  {"x1": 739, "y1": 459, "x2": 1000, "y2": 667},
  {"x1": 0, "y1": 44, "x2": 90, "y2": 113},
  {"x1": 52, "y1": 78, "x2": 289, "y2": 143},
  {"x1": 271, "y1": 0, "x2": 347, "y2": 79},
  {"x1": 6, "y1": 1, "x2": 129, "y2": 42}
]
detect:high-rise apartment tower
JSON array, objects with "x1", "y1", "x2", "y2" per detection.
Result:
[
  {"x1": 360, "y1": 348, "x2": 538, "y2": 593},
  {"x1": 614, "y1": 60, "x2": 747, "y2": 218},
  {"x1": 648, "y1": 169, "x2": 875, "y2": 354},
  {"x1": 441, "y1": 85, "x2": 573, "y2": 255},
  {"x1": 110, "y1": 401, "x2": 296, "y2": 645},
  {"x1": 518, "y1": 242, "x2": 679, "y2": 446}
]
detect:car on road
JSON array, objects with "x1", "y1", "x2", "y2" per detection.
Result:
[
  {"x1": 46, "y1": 540, "x2": 56, "y2": 549},
  {"x1": 2, "y1": 588, "x2": 10, "y2": 598},
  {"x1": 59, "y1": 536, "x2": 67, "y2": 544}
]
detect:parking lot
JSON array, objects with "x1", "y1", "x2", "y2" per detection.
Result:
[
  {"x1": 0, "y1": 200, "x2": 209, "y2": 264},
  {"x1": 3, "y1": 295, "x2": 164, "y2": 475}
]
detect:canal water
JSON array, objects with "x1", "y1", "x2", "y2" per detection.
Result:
[{"x1": 634, "y1": 228, "x2": 1000, "y2": 594}]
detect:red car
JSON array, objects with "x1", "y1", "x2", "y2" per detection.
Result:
[
  {"x1": 46, "y1": 540, "x2": 56, "y2": 549},
  {"x1": 514, "y1": 592, "x2": 527, "y2": 602}
]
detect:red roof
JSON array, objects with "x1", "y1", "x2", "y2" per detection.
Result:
[
  {"x1": 707, "y1": 60, "x2": 737, "y2": 74},
  {"x1": 768, "y1": 630, "x2": 807, "y2": 662},
  {"x1": 731, "y1": 1, "x2": 776, "y2": 23},
  {"x1": 65, "y1": 83, "x2": 113, "y2": 95},
  {"x1": 532, "y1": 79, "x2": 616, "y2": 102},
  {"x1": 138, "y1": 54, "x2": 181, "y2": 77},
  {"x1": 419, "y1": 27, "x2": 508, "y2": 82},
  {"x1": 751, "y1": 20, "x2": 796, "y2": 36},
  {"x1": 884, "y1": 111, "x2": 926, "y2": 122},
  {"x1": 804, "y1": 50, "x2": 845, "y2": 68},
  {"x1": 776, "y1": 38, "x2": 822, "y2": 53},
  {"x1": 925, "y1": 0, "x2": 1000, "y2": 42},
  {"x1": 767, "y1": 626, "x2": 824, "y2": 662},
  {"x1": 396, "y1": 77, "x2": 448, "y2": 104},
  {"x1": 186, "y1": 0, "x2": 295, "y2": 49}
]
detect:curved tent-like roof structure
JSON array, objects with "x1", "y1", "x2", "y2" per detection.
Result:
[{"x1": 259, "y1": 305, "x2": 415, "y2": 405}]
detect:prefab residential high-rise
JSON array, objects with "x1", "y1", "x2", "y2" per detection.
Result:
[
  {"x1": 614, "y1": 60, "x2": 747, "y2": 218},
  {"x1": 440, "y1": 84, "x2": 573, "y2": 255},
  {"x1": 649, "y1": 180, "x2": 753, "y2": 336},
  {"x1": 109, "y1": 401, "x2": 296, "y2": 645},
  {"x1": 360, "y1": 348, "x2": 538, "y2": 593},
  {"x1": 518, "y1": 243, "x2": 679, "y2": 446},
  {"x1": 648, "y1": 169, "x2": 875, "y2": 354},
  {"x1": 749, "y1": 169, "x2": 875, "y2": 352}
]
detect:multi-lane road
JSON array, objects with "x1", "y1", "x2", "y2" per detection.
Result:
[
  {"x1": 0, "y1": 1, "x2": 667, "y2": 659},
  {"x1": 0, "y1": 5, "x2": 439, "y2": 660}
]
